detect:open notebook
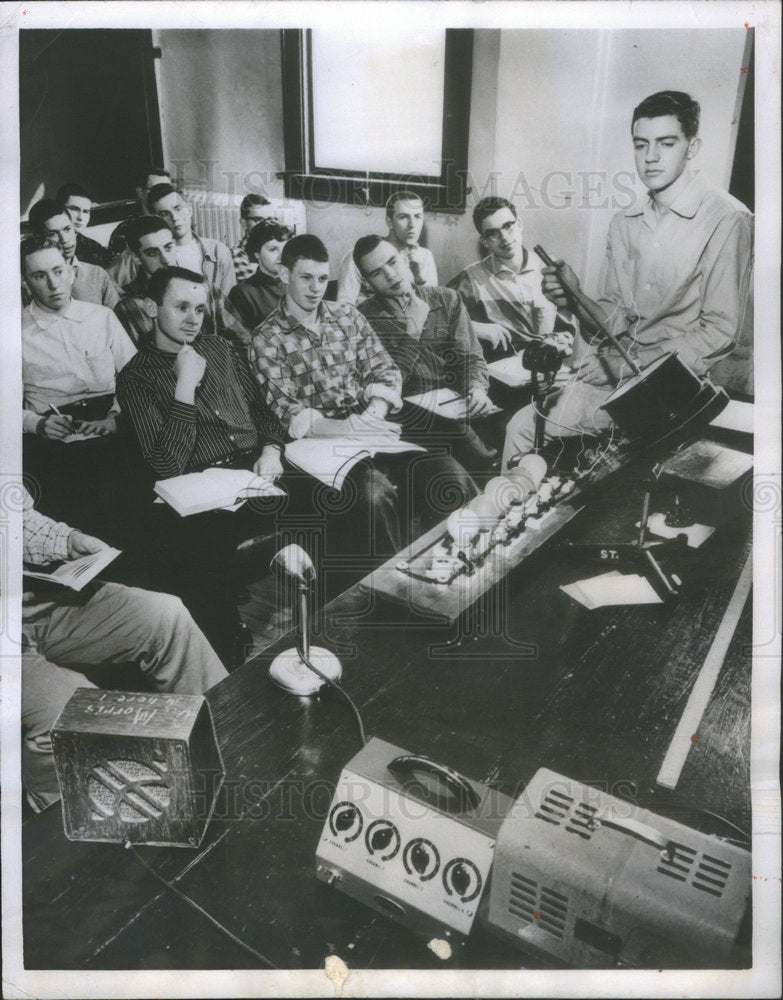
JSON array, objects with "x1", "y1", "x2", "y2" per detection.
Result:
[
  {"x1": 154, "y1": 467, "x2": 286, "y2": 516},
  {"x1": 285, "y1": 436, "x2": 425, "y2": 491},
  {"x1": 24, "y1": 546, "x2": 121, "y2": 592}
]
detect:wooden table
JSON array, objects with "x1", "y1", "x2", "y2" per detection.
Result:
[{"x1": 22, "y1": 457, "x2": 752, "y2": 971}]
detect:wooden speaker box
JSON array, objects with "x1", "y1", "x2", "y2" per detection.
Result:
[{"x1": 51, "y1": 689, "x2": 225, "y2": 848}]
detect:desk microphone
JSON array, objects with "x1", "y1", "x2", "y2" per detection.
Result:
[{"x1": 268, "y1": 544, "x2": 343, "y2": 696}]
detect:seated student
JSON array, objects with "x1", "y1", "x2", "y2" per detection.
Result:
[
  {"x1": 501, "y1": 90, "x2": 753, "y2": 470},
  {"x1": 355, "y1": 234, "x2": 498, "y2": 473},
  {"x1": 337, "y1": 190, "x2": 438, "y2": 305},
  {"x1": 116, "y1": 266, "x2": 288, "y2": 662},
  {"x1": 227, "y1": 219, "x2": 291, "y2": 331},
  {"x1": 55, "y1": 182, "x2": 113, "y2": 269},
  {"x1": 21, "y1": 237, "x2": 138, "y2": 540},
  {"x1": 251, "y1": 235, "x2": 476, "y2": 556},
  {"x1": 108, "y1": 165, "x2": 173, "y2": 288},
  {"x1": 230, "y1": 193, "x2": 279, "y2": 281},
  {"x1": 27, "y1": 199, "x2": 121, "y2": 308},
  {"x1": 448, "y1": 196, "x2": 571, "y2": 359},
  {"x1": 114, "y1": 215, "x2": 251, "y2": 350},
  {"x1": 20, "y1": 484, "x2": 227, "y2": 812},
  {"x1": 147, "y1": 183, "x2": 236, "y2": 297}
]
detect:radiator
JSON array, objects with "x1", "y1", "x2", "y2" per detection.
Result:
[{"x1": 183, "y1": 189, "x2": 307, "y2": 246}]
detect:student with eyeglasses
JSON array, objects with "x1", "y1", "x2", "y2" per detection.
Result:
[{"x1": 448, "y1": 196, "x2": 573, "y2": 361}]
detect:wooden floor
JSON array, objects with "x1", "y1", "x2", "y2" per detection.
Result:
[{"x1": 22, "y1": 453, "x2": 753, "y2": 971}]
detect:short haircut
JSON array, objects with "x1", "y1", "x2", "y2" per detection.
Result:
[
  {"x1": 472, "y1": 196, "x2": 517, "y2": 235},
  {"x1": 146, "y1": 182, "x2": 179, "y2": 214},
  {"x1": 632, "y1": 91, "x2": 700, "y2": 140},
  {"x1": 385, "y1": 190, "x2": 424, "y2": 217},
  {"x1": 20, "y1": 235, "x2": 64, "y2": 274},
  {"x1": 353, "y1": 234, "x2": 389, "y2": 274},
  {"x1": 240, "y1": 193, "x2": 271, "y2": 218},
  {"x1": 145, "y1": 266, "x2": 206, "y2": 306},
  {"x1": 125, "y1": 215, "x2": 173, "y2": 254},
  {"x1": 246, "y1": 220, "x2": 294, "y2": 257},
  {"x1": 28, "y1": 198, "x2": 69, "y2": 234},
  {"x1": 139, "y1": 165, "x2": 170, "y2": 188},
  {"x1": 281, "y1": 234, "x2": 328, "y2": 271},
  {"x1": 56, "y1": 182, "x2": 91, "y2": 205}
]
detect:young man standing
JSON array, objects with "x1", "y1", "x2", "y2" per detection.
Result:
[
  {"x1": 502, "y1": 90, "x2": 753, "y2": 470},
  {"x1": 147, "y1": 183, "x2": 236, "y2": 297},
  {"x1": 114, "y1": 215, "x2": 251, "y2": 350},
  {"x1": 251, "y1": 235, "x2": 475, "y2": 556},
  {"x1": 337, "y1": 190, "x2": 438, "y2": 305},
  {"x1": 55, "y1": 182, "x2": 113, "y2": 268},
  {"x1": 355, "y1": 234, "x2": 498, "y2": 472},
  {"x1": 448, "y1": 196, "x2": 568, "y2": 358},
  {"x1": 227, "y1": 219, "x2": 292, "y2": 330},
  {"x1": 230, "y1": 193, "x2": 280, "y2": 281},
  {"x1": 27, "y1": 199, "x2": 120, "y2": 308}
]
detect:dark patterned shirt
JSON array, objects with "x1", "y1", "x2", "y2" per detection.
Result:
[
  {"x1": 117, "y1": 333, "x2": 284, "y2": 479},
  {"x1": 250, "y1": 300, "x2": 402, "y2": 436}
]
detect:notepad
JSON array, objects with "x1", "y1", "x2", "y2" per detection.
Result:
[
  {"x1": 709, "y1": 398, "x2": 753, "y2": 435},
  {"x1": 560, "y1": 570, "x2": 663, "y2": 609},
  {"x1": 285, "y1": 436, "x2": 426, "y2": 491},
  {"x1": 154, "y1": 467, "x2": 286, "y2": 516},
  {"x1": 24, "y1": 546, "x2": 122, "y2": 591},
  {"x1": 404, "y1": 388, "x2": 502, "y2": 420}
]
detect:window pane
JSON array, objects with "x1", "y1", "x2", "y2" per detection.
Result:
[{"x1": 310, "y1": 29, "x2": 445, "y2": 176}]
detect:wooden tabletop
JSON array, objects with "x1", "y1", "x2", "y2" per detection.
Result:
[{"x1": 22, "y1": 458, "x2": 752, "y2": 971}]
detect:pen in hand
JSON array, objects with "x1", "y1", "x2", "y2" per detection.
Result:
[{"x1": 45, "y1": 404, "x2": 76, "y2": 439}]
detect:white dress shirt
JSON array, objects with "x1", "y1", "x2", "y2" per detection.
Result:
[{"x1": 22, "y1": 298, "x2": 137, "y2": 433}]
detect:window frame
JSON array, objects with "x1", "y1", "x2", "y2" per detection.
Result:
[{"x1": 280, "y1": 28, "x2": 473, "y2": 214}]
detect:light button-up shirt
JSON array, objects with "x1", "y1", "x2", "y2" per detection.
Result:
[{"x1": 22, "y1": 298, "x2": 137, "y2": 433}]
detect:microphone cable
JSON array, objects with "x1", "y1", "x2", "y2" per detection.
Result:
[{"x1": 125, "y1": 840, "x2": 280, "y2": 968}]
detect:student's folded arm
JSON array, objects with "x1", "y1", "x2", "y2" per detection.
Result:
[{"x1": 117, "y1": 374, "x2": 199, "y2": 479}]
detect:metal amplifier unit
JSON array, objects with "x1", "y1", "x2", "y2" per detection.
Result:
[
  {"x1": 485, "y1": 768, "x2": 751, "y2": 968},
  {"x1": 316, "y1": 737, "x2": 513, "y2": 939}
]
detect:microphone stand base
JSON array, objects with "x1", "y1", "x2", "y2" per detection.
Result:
[{"x1": 269, "y1": 647, "x2": 343, "y2": 696}]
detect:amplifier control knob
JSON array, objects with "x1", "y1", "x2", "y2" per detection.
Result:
[
  {"x1": 402, "y1": 838, "x2": 440, "y2": 881},
  {"x1": 443, "y1": 857, "x2": 482, "y2": 902},
  {"x1": 364, "y1": 820, "x2": 401, "y2": 861},
  {"x1": 328, "y1": 801, "x2": 363, "y2": 842}
]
